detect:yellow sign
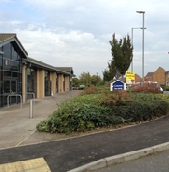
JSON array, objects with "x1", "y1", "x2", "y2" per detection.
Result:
[{"x1": 126, "y1": 71, "x2": 135, "y2": 84}]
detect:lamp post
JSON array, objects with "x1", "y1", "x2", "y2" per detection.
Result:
[
  {"x1": 136, "y1": 10, "x2": 145, "y2": 83},
  {"x1": 131, "y1": 27, "x2": 142, "y2": 72}
]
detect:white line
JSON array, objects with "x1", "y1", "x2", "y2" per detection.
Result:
[{"x1": 15, "y1": 131, "x2": 35, "y2": 147}]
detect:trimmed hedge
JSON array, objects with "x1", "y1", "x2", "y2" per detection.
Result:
[{"x1": 37, "y1": 92, "x2": 169, "y2": 134}]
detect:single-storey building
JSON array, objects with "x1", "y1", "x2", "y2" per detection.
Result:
[{"x1": 0, "y1": 33, "x2": 74, "y2": 108}]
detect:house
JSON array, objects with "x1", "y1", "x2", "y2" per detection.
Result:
[
  {"x1": 144, "y1": 67, "x2": 165, "y2": 85},
  {"x1": 135, "y1": 73, "x2": 142, "y2": 83},
  {"x1": 165, "y1": 71, "x2": 169, "y2": 86},
  {"x1": 0, "y1": 33, "x2": 74, "y2": 108}
]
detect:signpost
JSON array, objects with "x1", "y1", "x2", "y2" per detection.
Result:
[
  {"x1": 110, "y1": 80, "x2": 126, "y2": 91},
  {"x1": 126, "y1": 71, "x2": 135, "y2": 84}
]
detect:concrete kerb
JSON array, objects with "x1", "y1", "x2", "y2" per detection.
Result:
[{"x1": 68, "y1": 141, "x2": 169, "y2": 172}]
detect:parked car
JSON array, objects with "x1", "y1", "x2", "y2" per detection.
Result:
[
  {"x1": 78, "y1": 84, "x2": 86, "y2": 90},
  {"x1": 127, "y1": 81, "x2": 163, "y2": 93}
]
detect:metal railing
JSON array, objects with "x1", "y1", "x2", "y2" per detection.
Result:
[
  {"x1": 26, "y1": 92, "x2": 35, "y2": 99},
  {"x1": 26, "y1": 92, "x2": 35, "y2": 104},
  {"x1": 7, "y1": 94, "x2": 22, "y2": 108}
]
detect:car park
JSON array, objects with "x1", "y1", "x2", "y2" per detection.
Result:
[{"x1": 127, "y1": 81, "x2": 163, "y2": 93}]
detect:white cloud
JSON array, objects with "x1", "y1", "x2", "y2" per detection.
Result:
[
  {"x1": 15, "y1": 27, "x2": 110, "y2": 77},
  {"x1": 1, "y1": 0, "x2": 169, "y2": 78}
]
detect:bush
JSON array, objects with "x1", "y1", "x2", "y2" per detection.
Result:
[
  {"x1": 128, "y1": 83, "x2": 162, "y2": 94},
  {"x1": 80, "y1": 84, "x2": 99, "y2": 95},
  {"x1": 37, "y1": 90, "x2": 169, "y2": 134}
]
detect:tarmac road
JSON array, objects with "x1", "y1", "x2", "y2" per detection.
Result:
[
  {"x1": 92, "y1": 149, "x2": 169, "y2": 172},
  {"x1": 1, "y1": 91, "x2": 169, "y2": 172},
  {"x1": 0, "y1": 115, "x2": 169, "y2": 171}
]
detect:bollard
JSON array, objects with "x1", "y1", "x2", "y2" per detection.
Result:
[{"x1": 29, "y1": 99, "x2": 33, "y2": 118}]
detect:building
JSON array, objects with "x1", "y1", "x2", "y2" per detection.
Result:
[
  {"x1": 165, "y1": 71, "x2": 169, "y2": 86},
  {"x1": 0, "y1": 33, "x2": 74, "y2": 108},
  {"x1": 144, "y1": 67, "x2": 165, "y2": 85},
  {"x1": 135, "y1": 73, "x2": 142, "y2": 83}
]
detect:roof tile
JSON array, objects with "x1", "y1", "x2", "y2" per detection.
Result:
[{"x1": 0, "y1": 33, "x2": 16, "y2": 43}]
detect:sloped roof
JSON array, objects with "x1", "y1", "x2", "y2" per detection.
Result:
[
  {"x1": 25, "y1": 57, "x2": 74, "y2": 76},
  {"x1": 0, "y1": 33, "x2": 16, "y2": 43},
  {"x1": 0, "y1": 33, "x2": 75, "y2": 76},
  {"x1": 155, "y1": 66, "x2": 165, "y2": 72},
  {"x1": 145, "y1": 72, "x2": 154, "y2": 78},
  {"x1": 25, "y1": 57, "x2": 58, "y2": 71},
  {"x1": 55, "y1": 67, "x2": 73, "y2": 73},
  {"x1": 0, "y1": 33, "x2": 28, "y2": 58}
]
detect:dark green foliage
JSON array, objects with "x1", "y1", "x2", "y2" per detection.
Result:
[
  {"x1": 37, "y1": 90, "x2": 169, "y2": 134},
  {"x1": 103, "y1": 60, "x2": 117, "y2": 82},
  {"x1": 110, "y1": 33, "x2": 133, "y2": 75}
]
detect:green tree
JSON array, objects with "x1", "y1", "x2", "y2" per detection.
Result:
[
  {"x1": 91, "y1": 74, "x2": 102, "y2": 86},
  {"x1": 72, "y1": 77, "x2": 79, "y2": 87},
  {"x1": 79, "y1": 72, "x2": 91, "y2": 86},
  {"x1": 109, "y1": 33, "x2": 133, "y2": 76},
  {"x1": 103, "y1": 60, "x2": 117, "y2": 82}
]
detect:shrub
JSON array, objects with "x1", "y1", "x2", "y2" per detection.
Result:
[
  {"x1": 101, "y1": 89, "x2": 132, "y2": 106},
  {"x1": 80, "y1": 84, "x2": 99, "y2": 95},
  {"x1": 37, "y1": 89, "x2": 169, "y2": 134},
  {"x1": 128, "y1": 83, "x2": 162, "y2": 94}
]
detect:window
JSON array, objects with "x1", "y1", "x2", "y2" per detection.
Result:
[
  {"x1": 11, "y1": 80, "x2": 16, "y2": 92},
  {"x1": 3, "y1": 43, "x2": 11, "y2": 59},
  {"x1": 12, "y1": 46, "x2": 18, "y2": 61},
  {"x1": 0, "y1": 82, "x2": 2, "y2": 94},
  {"x1": 4, "y1": 81, "x2": 10, "y2": 93}
]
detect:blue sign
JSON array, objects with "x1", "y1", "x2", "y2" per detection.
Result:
[{"x1": 111, "y1": 80, "x2": 125, "y2": 91}]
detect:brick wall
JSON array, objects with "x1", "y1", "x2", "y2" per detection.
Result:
[{"x1": 153, "y1": 67, "x2": 165, "y2": 84}]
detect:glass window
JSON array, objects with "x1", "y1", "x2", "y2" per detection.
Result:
[
  {"x1": 0, "y1": 47, "x2": 3, "y2": 58},
  {"x1": 0, "y1": 82, "x2": 2, "y2": 94},
  {"x1": 4, "y1": 80, "x2": 10, "y2": 93},
  {"x1": 12, "y1": 72, "x2": 18, "y2": 77},
  {"x1": 17, "y1": 82, "x2": 22, "y2": 94},
  {"x1": 0, "y1": 58, "x2": 2, "y2": 68},
  {"x1": 4, "y1": 71, "x2": 11, "y2": 77},
  {"x1": 0, "y1": 70, "x2": 2, "y2": 80},
  {"x1": 12, "y1": 46, "x2": 18, "y2": 61},
  {"x1": 11, "y1": 81, "x2": 16, "y2": 92},
  {"x1": 3, "y1": 43, "x2": 11, "y2": 59}
]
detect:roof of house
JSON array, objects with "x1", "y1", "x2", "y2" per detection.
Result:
[
  {"x1": 145, "y1": 72, "x2": 154, "y2": 78},
  {"x1": 0, "y1": 33, "x2": 28, "y2": 58}
]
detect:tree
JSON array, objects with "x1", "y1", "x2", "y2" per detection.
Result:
[
  {"x1": 103, "y1": 60, "x2": 117, "y2": 82},
  {"x1": 109, "y1": 33, "x2": 133, "y2": 76},
  {"x1": 72, "y1": 77, "x2": 79, "y2": 87},
  {"x1": 91, "y1": 74, "x2": 102, "y2": 86},
  {"x1": 79, "y1": 72, "x2": 91, "y2": 86},
  {"x1": 78, "y1": 72, "x2": 103, "y2": 86}
]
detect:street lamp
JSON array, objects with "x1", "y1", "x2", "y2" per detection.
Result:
[
  {"x1": 136, "y1": 10, "x2": 145, "y2": 83},
  {"x1": 131, "y1": 27, "x2": 146, "y2": 72},
  {"x1": 131, "y1": 27, "x2": 142, "y2": 72}
]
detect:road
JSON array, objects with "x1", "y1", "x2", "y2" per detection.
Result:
[{"x1": 93, "y1": 149, "x2": 169, "y2": 172}]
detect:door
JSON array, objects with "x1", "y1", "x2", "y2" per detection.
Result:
[{"x1": 3, "y1": 79, "x2": 18, "y2": 106}]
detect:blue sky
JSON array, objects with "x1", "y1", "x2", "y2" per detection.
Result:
[{"x1": 0, "y1": 0, "x2": 169, "y2": 78}]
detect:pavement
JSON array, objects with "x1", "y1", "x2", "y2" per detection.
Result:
[{"x1": 0, "y1": 90, "x2": 169, "y2": 172}]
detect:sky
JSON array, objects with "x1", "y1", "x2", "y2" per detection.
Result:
[{"x1": 0, "y1": 0, "x2": 169, "y2": 78}]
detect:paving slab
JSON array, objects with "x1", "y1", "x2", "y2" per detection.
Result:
[
  {"x1": 0, "y1": 158, "x2": 51, "y2": 172},
  {"x1": 1, "y1": 91, "x2": 169, "y2": 172}
]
